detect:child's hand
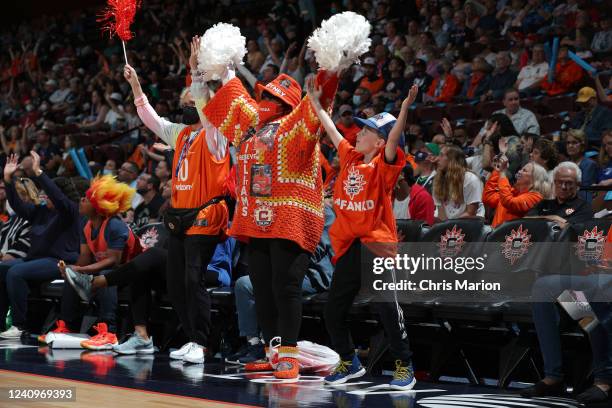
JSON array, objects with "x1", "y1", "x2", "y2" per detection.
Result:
[{"x1": 402, "y1": 84, "x2": 419, "y2": 110}]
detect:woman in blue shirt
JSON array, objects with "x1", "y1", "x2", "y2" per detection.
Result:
[{"x1": 566, "y1": 129, "x2": 599, "y2": 203}]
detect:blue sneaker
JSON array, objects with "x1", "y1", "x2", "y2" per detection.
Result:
[
  {"x1": 112, "y1": 332, "x2": 154, "y2": 355},
  {"x1": 389, "y1": 360, "x2": 416, "y2": 390},
  {"x1": 324, "y1": 354, "x2": 366, "y2": 385}
]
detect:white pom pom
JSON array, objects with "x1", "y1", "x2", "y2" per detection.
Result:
[
  {"x1": 198, "y1": 23, "x2": 246, "y2": 81},
  {"x1": 307, "y1": 12, "x2": 371, "y2": 73}
]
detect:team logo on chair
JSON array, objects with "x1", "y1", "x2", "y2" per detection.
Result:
[
  {"x1": 438, "y1": 225, "x2": 465, "y2": 257},
  {"x1": 343, "y1": 166, "x2": 366, "y2": 199},
  {"x1": 254, "y1": 202, "x2": 274, "y2": 230},
  {"x1": 574, "y1": 226, "x2": 605, "y2": 261},
  {"x1": 139, "y1": 227, "x2": 160, "y2": 250},
  {"x1": 501, "y1": 225, "x2": 532, "y2": 265}
]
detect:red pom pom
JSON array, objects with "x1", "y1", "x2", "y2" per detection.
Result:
[{"x1": 98, "y1": 0, "x2": 141, "y2": 42}]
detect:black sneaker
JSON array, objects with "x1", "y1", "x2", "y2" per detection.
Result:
[
  {"x1": 237, "y1": 343, "x2": 265, "y2": 365},
  {"x1": 225, "y1": 343, "x2": 249, "y2": 364},
  {"x1": 520, "y1": 380, "x2": 566, "y2": 398},
  {"x1": 576, "y1": 385, "x2": 609, "y2": 404}
]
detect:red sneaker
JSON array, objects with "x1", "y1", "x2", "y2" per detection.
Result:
[
  {"x1": 80, "y1": 323, "x2": 118, "y2": 351},
  {"x1": 245, "y1": 346, "x2": 277, "y2": 372},
  {"x1": 38, "y1": 320, "x2": 71, "y2": 344}
]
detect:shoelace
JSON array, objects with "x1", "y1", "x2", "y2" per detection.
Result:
[
  {"x1": 332, "y1": 360, "x2": 351, "y2": 375},
  {"x1": 393, "y1": 360, "x2": 412, "y2": 381}
]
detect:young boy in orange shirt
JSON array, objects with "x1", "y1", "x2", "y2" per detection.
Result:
[{"x1": 308, "y1": 81, "x2": 419, "y2": 389}]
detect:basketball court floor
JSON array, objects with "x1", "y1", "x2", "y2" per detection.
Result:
[{"x1": 0, "y1": 337, "x2": 604, "y2": 407}]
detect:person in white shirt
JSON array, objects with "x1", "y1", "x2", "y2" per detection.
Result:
[
  {"x1": 515, "y1": 44, "x2": 547, "y2": 94},
  {"x1": 494, "y1": 88, "x2": 540, "y2": 135},
  {"x1": 432, "y1": 144, "x2": 485, "y2": 220},
  {"x1": 48, "y1": 79, "x2": 71, "y2": 105}
]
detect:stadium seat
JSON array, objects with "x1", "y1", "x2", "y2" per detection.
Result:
[
  {"x1": 557, "y1": 219, "x2": 612, "y2": 277},
  {"x1": 539, "y1": 115, "x2": 563, "y2": 134},
  {"x1": 396, "y1": 219, "x2": 426, "y2": 242},
  {"x1": 417, "y1": 105, "x2": 446, "y2": 122},
  {"x1": 541, "y1": 95, "x2": 575, "y2": 115},
  {"x1": 446, "y1": 103, "x2": 475, "y2": 121},
  {"x1": 476, "y1": 100, "x2": 504, "y2": 119},
  {"x1": 465, "y1": 119, "x2": 486, "y2": 137}
]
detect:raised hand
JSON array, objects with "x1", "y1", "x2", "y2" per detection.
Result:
[
  {"x1": 305, "y1": 76, "x2": 322, "y2": 108},
  {"x1": 123, "y1": 64, "x2": 140, "y2": 88},
  {"x1": 402, "y1": 84, "x2": 419, "y2": 109},
  {"x1": 30, "y1": 150, "x2": 41, "y2": 175},
  {"x1": 3, "y1": 154, "x2": 18, "y2": 183},
  {"x1": 189, "y1": 35, "x2": 201, "y2": 71},
  {"x1": 441, "y1": 117, "x2": 453, "y2": 140},
  {"x1": 484, "y1": 121, "x2": 499, "y2": 142}
]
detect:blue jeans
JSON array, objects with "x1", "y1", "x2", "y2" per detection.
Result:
[
  {"x1": 531, "y1": 274, "x2": 612, "y2": 383},
  {"x1": 234, "y1": 275, "x2": 316, "y2": 338},
  {"x1": 0, "y1": 258, "x2": 61, "y2": 329},
  {"x1": 60, "y1": 269, "x2": 117, "y2": 332}
]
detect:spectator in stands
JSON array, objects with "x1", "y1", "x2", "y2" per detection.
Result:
[
  {"x1": 380, "y1": 57, "x2": 408, "y2": 109},
  {"x1": 448, "y1": 10, "x2": 475, "y2": 49},
  {"x1": 519, "y1": 132, "x2": 538, "y2": 156},
  {"x1": 358, "y1": 57, "x2": 384, "y2": 95},
  {"x1": 117, "y1": 161, "x2": 142, "y2": 209},
  {"x1": 79, "y1": 89, "x2": 110, "y2": 130},
  {"x1": 414, "y1": 145, "x2": 438, "y2": 194},
  {"x1": 459, "y1": 57, "x2": 492, "y2": 101},
  {"x1": 246, "y1": 40, "x2": 265, "y2": 73},
  {"x1": 34, "y1": 125, "x2": 61, "y2": 176},
  {"x1": 132, "y1": 174, "x2": 164, "y2": 230},
  {"x1": 594, "y1": 74, "x2": 612, "y2": 104},
  {"x1": 570, "y1": 87, "x2": 612, "y2": 147},
  {"x1": 393, "y1": 165, "x2": 435, "y2": 225},
  {"x1": 495, "y1": 88, "x2": 540, "y2": 135},
  {"x1": 335, "y1": 105, "x2": 359, "y2": 146},
  {"x1": 0, "y1": 152, "x2": 88, "y2": 339},
  {"x1": 591, "y1": 16, "x2": 612, "y2": 56},
  {"x1": 515, "y1": 44, "x2": 547, "y2": 96},
  {"x1": 526, "y1": 161, "x2": 593, "y2": 226},
  {"x1": 483, "y1": 156, "x2": 549, "y2": 227},
  {"x1": 425, "y1": 59, "x2": 460, "y2": 103},
  {"x1": 103, "y1": 159, "x2": 117, "y2": 176},
  {"x1": 154, "y1": 159, "x2": 171, "y2": 186},
  {"x1": 481, "y1": 52, "x2": 517, "y2": 100},
  {"x1": 352, "y1": 87, "x2": 372, "y2": 114},
  {"x1": 0, "y1": 125, "x2": 25, "y2": 157},
  {"x1": 427, "y1": 14, "x2": 450, "y2": 49},
  {"x1": 540, "y1": 46, "x2": 584, "y2": 96},
  {"x1": 531, "y1": 138, "x2": 559, "y2": 179},
  {"x1": 433, "y1": 144, "x2": 485, "y2": 220},
  {"x1": 406, "y1": 59, "x2": 433, "y2": 104},
  {"x1": 0, "y1": 180, "x2": 31, "y2": 261},
  {"x1": 565, "y1": 129, "x2": 598, "y2": 202},
  {"x1": 597, "y1": 130, "x2": 612, "y2": 185}
]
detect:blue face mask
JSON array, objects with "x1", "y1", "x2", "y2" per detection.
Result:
[
  {"x1": 352, "y1": 95, "x2": 362, "y2": 106},
  {"x1": 39, "y1": 199, "x2": 47, "y2": 207},
  {"x1": 102, "y1": 169, "x2": 114, "y2": 176}
]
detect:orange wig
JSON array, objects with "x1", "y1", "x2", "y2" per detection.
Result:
[{"x1": 85, "y1": 175, "x2": 135, "y2": 218}]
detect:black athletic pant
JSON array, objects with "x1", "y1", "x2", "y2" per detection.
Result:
[
  {"x1": 104, "y1": 247, "x2": 218, "y2": 328},
  {"x1": 166, "y1": 233, "x2": 218, "y2": 346},
  {"x1": 324, "y1": 240, "x2": 413, "y2": 363},
  {"x1": 248, "y1": 238, "x2": 310, "y2": 347}
]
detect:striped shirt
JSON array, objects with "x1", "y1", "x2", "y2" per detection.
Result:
[{"x1": 0, "y1": 216, "x2": 31, "y2": 259}]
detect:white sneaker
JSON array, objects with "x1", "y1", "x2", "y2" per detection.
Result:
[
  {"x1": 169, "y1": 342, "x2": 193, "y2": 360},
  {"x1": 0, "y1": 326, "x2": 23, "y2": 339},
  {"x1": 182, "y1": 343, "x2": 205, "y2": 364}
]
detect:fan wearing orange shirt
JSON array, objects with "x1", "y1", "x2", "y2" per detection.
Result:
[
  {"x1": 123, "y1": 37, "x2": 230, "y2": 365},
  {"x1": 308, "y1": 81, "x2": 419, "y2": 390}
]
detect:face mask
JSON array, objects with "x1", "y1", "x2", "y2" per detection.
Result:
[
  {"x1": 136, "y1": 187, "x2": 149, "y2": 195},
  {"x1": 102, "y1": 169, "x2": 114, "y2": 176},
  {"x1": 352, "y1": 95, "x2": 362, "y2": 106},
  {"x1": 40, "y1": 103, "x2": 49, "y2": 112},
  {"x1": 181, "y1": 106, "x2": 200, "y2": 125},
  {"x1": 258, "y1": 100, "x2": 283, "y2": 123}
]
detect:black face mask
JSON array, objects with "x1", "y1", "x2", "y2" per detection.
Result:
[
  {"x1": 182, "y1": 106, "x2": 199, "y2": 125},
  {"x1": 136, "y1": 187, "x2": 149, "y2": 195}
]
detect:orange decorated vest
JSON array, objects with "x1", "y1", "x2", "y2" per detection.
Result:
[
  {"x1": 203, "y1": 71, "x2": 339, "y2": 253},
  {"x1": 83, "y1": 218, "x2": 141, "y2": 264},
  {"x1": 171, "y1": 126, "x2": 230, "y2": 236}
]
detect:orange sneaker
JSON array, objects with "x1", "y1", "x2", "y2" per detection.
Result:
[
  {"x1": 38, "y1": 320, "x2": 71, "y2": 344},
  {"x1": 245, "y1": 346, "x2": 277, "y2": 372},
  {"x1": 80, "y1": 323, "x2": 118, "y2": 351},
  {"x1": 274, "y1": 346, "x2": 299, "y2": 380},
  {"x1": 81, "y1": 351, "x2": 116, "y2": 376}
]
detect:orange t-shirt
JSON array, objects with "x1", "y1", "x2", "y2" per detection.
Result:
[
  {"x1": 541, "y1": 60, "x2": 584, "y2": 96},
  {"x1": 359, "y1": 76, "x2": 385, "y2": 95},
  {"x1": 171, "y1": 126, "x2": 230, "y2": 236},
  {"x1": 330, "y1": 139, "x2": 405, "y2": 262},
  {"x1": 336, "y1": 122, "x2": 360, "y2": 146}
]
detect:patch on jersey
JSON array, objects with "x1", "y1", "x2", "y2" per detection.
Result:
[
  {"x1": 254, "y1": 201, "x2": 274, "y2": 230},
  {"x1": 501, "y1": 224, "x2": 532, "y2": 265},
  {"x1": 343, "y1": 165, "x2": 367, "y2": 200},
  {"x1": 139, "y1": 226, "x2": 160, "y2": 250},
  {"x1": 254, "y1": 123, "x2": 279, "y2": 152}
]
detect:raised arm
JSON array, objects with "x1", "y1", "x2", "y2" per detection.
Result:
[
  {"x1": 29, "y1": 151, "x2": 77, "y2": 217},
  {"x1": 385, "y1": 85, "x2": 418, "y2": 163},
  {"x1": 307, "y1": 77, "x2": 344, "y2": 149},
  {"x1": 4, "y1": 154, "x2": 35, "y2": 219},
  {"x1": 236, "y1": 63, "x2": 258, "y2": 89},
  {"x1": 124, "y1": 64, "x2": 183, "y2": 148}
]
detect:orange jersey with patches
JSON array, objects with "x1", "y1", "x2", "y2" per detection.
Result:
[
  {"x1": 171, "y1": 126, "x2": 229, "y2": 236},
  {"x1": 330, "y1": 139, "x2": 405, "y2": 261},
  {"x1": 204, "y1": 71, "x2": 338, "y2": 253}
]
